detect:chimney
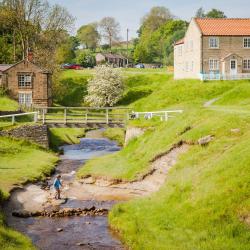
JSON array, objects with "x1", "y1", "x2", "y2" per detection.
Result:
[{"x1": 27, "y1": 49, "x2": 33, "y2": 62}]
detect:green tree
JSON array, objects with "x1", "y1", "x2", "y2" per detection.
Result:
[
  {"x1": 77, "y1": 23, "x2": 99, "y2": 50},
  {"x1": 195, "y1": 7, "x2": 205, "y2": 18},
  {"x1": 55, "y1": 35, "x2": 77, "y2": 64},
  {"x1": 141, "y1": 6, "x2": 173, "y2": 32},
  {"x1": 76, "y1": 51, "x2": 96, "y2": 68},
  {"x1": 206, "y1": 8, "x2": 227, "y2": 18}
]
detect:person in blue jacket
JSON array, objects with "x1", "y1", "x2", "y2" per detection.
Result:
[{"x1": 53, "y1": 174, "x2": 63, "y2": 199}]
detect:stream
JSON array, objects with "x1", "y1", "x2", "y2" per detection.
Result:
[{"x1": 4, "y1": 130, "x2": 124, "y2": 250}]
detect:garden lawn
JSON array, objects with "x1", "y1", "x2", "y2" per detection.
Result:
[{"x1": 0, "y1": 137, "x2": 58, "y2": 250}]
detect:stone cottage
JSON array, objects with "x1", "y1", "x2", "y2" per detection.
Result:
[
  {"x1": 96, "y1": 53, "x2": 128, "y2": 67},
  {"x1": 0, "y1": 58, "x2": 52, "y2": 107},
  {"x1": 174, "y1": 18, "x2": 250, "y2": 80}
]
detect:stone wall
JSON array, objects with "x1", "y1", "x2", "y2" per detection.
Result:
[
  {"x1": 0, "y1": 124, "x2": 49, "y2": 148},
  {"x1": 125, "y1": 126, "x2": 145, "y2": 145}
]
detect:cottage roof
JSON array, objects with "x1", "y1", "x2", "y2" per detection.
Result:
[
  {"x1": 195, "y1": 18, "x2": 250, "y2": 36},
  {"x1": 102, "y1": 53, "x2": 127, "y2": 60},
  {"x1": 0, "y1": 64, "x2": 13, "y2": 72},
  {"x1": 174, "y1": 38, "x2": 184, "y2": 46},
  {"x1": 0, "y1": 60, "x2": 51, "y2": 74}
]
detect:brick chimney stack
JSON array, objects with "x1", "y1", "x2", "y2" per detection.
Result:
[{"x1": 27, "y1": 49, "x2": 33, "y2": 62}]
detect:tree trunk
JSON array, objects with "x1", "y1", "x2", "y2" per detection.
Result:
[{"x1": 13, "y1": 30, "x2": 16, "y2": 62}]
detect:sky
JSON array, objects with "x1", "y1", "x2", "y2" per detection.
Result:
[{"x1": 49, "y1": 0, "x2": 250, "y2": 40}]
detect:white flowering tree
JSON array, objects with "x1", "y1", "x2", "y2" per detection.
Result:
[{"x1": 85, "y1": 66, "x2": 124, "y2": 107}]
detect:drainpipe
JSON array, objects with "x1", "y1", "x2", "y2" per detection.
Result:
[{"x1": 201, "y1": 35, "x2": 204, "y2": 76}]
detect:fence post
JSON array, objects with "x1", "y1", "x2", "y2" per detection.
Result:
[
  {"x1": 106, "y1": 109, "x2": 109, "y2": 124},
  {"x1": 42, "y1": 109, "x2": 45, "y2": 125},
  {"x1": 64, "y1": 108, "x2": 67, "y2": 124},
  {"x1": 164, "y1": 112, "x2": 168, "y2": 121},
  {"x1": 34, "y1": 112, "x2": 38, "y2": 123},
  {"x1": 85, "y1": 109, "x2": 88, "y2": 124},
  {"x1": 12, "y1": 115, "x2": 15, "y2": 125}
]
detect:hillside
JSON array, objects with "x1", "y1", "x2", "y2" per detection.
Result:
[{"x1": 76, "y1": 71, "x2": 250, "y2": 249}]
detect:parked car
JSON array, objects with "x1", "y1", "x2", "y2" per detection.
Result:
[
  {"x1": 135, "y1": 63, "x2": 145, "y2": 69},
  {"x1": 61, "y1": 64, "x2": 82, "y2": 70}
]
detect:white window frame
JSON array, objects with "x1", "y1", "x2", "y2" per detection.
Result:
[
  {"x1": 18, "y1": 74, "x2": 32, "y2": 88},
  {"x1": 209, "y1": 37, "x2": 219, "y2": 49},
  {"x1": 243, "y1": 59, "x2": 250, "y2": 69},
  {"x1": 178, "y1": 46, "x2": 182, "y2": 56},
  {"x1": 209, "y1": 59, "x2": 220, "y2": 71},
  {"x1": 243, "y1": 37, "x2": 250, "y2": 48},
  {"x1": 18, "y1": 92, "x2": 32, "y2": 106}
]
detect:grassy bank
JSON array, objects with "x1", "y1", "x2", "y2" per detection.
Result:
[
  {"x1": 102, "y1": 128, "x2": 125, "y2": 146},
  {"x1": 78, "y1": 76, "x2": 248, "y2": 180},
  {"x1": 76, "y1": 70, "x2": 250, "y2": 249},
  {"x1": 49, "y1": 128, "x2": 85, "y2": 151},
  {"x1": 0, "y1": 136, "x2": 58, "y2": 249},
  {"x1": 0, "y1": 96, "x2": 19, "y2": 112}
]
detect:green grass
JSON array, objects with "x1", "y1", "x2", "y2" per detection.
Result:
[
  {"x1": 76, "y1": 71, "x2": 250, "y2": 249},
  {"x1": 49, "y1": 128, "x2": 85, "y2": 150},
  {"x1": 102, "y1": 128, "x2": 125, "y2": 146},
  {"x1": 0, "y1": 136, "x2": 58, "y2": 249},
  {"x1": 0, "y1": 96, "x2": 19, "y2": 111}
]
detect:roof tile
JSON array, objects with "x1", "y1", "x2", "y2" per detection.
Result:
[{"x1": 195, "y1": 18, "x2": 250, "y2": 36}]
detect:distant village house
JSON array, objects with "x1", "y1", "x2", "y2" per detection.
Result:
[
  {"x1": 0, "y1": 55, "x2": 52, "y2": 107},
  {"x1": 96, "y1": 53, "x2": 128, "y2": 67},
  {"x1": 174, "y1": 18, "x2": 250, "y2": 80}
]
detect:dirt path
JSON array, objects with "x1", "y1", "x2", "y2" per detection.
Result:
[{"x1": 73, "y1": 144, "x2": 189, "y2": 200}]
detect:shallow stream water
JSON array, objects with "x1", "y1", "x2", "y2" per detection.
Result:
[{"x1": 4, "y1": 131, "x2": 124, "y2": 250}]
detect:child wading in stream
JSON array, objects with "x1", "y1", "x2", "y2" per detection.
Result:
[{"x1": 53, "y1": 175, "x2": 63, "y2": 199}]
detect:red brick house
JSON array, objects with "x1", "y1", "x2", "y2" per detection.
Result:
[{"x1": 0, "y1": 59, "x2": 52, "y2": 107}]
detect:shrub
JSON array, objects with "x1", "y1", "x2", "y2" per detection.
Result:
[{"x1": 85, "y1": 66, "x2": 124, "y2": 107}]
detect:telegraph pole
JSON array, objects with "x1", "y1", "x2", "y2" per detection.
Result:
[{"x1": 126, "y1": 28, "x2": 129, "y2": 65}]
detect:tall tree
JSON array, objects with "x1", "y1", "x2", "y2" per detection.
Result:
[
  {"x1": 77, "y1": 23, "x2": 99, "y2": 50},
  {"x1": 99, "y1": 17, "x2": 120, "y2": 49},
  {"x1": 0, "y1": 0, "x2": 74, "y2": 70},
  {"x1": 206, "y1": 8, "x2": 227, "y2": 18},
  {"x1": 141, "y1": 6, "x2": 173, "y2": 32},
  {"x1": 195, "y1": 7, "x2": 205, "y2": 18}
]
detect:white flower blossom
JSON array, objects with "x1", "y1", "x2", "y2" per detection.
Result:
[{"x1": 85, "y1": 65, "x2": 124, "y2": 107}]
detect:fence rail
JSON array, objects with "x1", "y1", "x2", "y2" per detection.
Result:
[
  {"x1": 131, "y1": 110, "x2": 183, "y2": 121},
  {"x1": 0, "y1": 112, "x2": 38, "y2": 125},
  {"x1": 34, "y1": 107, "x2": 131, "y2": 125},
  {"x1": 200, "y1": 73, "x2": 250, "y2": 81}
]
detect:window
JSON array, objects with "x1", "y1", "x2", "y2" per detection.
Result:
[
  {"x1": 18, "y1": 74, "x2": 32, "y2": 88},
  {"x1": 178, "y1": 46, "x2": 182, "y2": 56},
  {"x1": 209, "y1": 59, "x2": 219, "y2": 71},
  {"x1": 185, "y1": 61, "x2": 189, "y2": 71},
  {"x1": 18, "y1": 92, "x2": 32, "y2": 106},
  {"x1": 243, "y1": 59, "x2": 250, "y2": 69},
  {"x1": 19, "y1": 92, "x2": 32, "y2": 106},
  {"x1": 243, "y1": 38, "x2": 250, "y2": 48},
  {"x1": 209, "y1": 37, "x2": 219, "y2": 48}
]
